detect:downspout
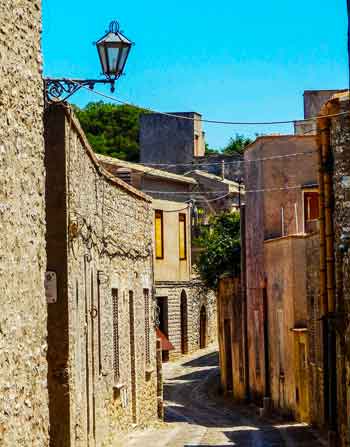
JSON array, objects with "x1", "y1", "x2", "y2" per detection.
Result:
[
  {"x1": 319, "y1": 116, "x2": 337, "y2": 444},
  {"x1": 317, "y1": 124, "x2": 329, "y2": 427},
  {"x1": 240, "y1": 204, "x2": 250, "y2": 400}
]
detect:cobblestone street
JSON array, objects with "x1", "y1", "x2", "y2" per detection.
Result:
[{"x1": 120, "y1": 346, "x2": 326, "y2": 447}]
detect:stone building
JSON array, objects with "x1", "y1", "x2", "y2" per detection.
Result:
[
  {"x1": 44, "y1": 104, "x2": 158, "y2": 446},
  {"x1": 244, "y1": 134, "x2": 320, "y2": 420},
  {"x1": 294, "y1": 89, "x2": 346, "y2": 136},
  {"x1": 0, "y1": 1, "x2": 49, "y2": 445},
  {"x1": 139, "y1": 111, "x2": 243, "y2": 181},
  {"x1": 97, "y1": 155, "x2": 218, "y2": 360},
  {"x1": 315, "y1": 91, "x2": 350, "y2": 446}
]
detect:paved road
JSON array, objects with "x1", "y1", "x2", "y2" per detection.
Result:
[{"x1": 121, "y1": 346, "x2": 325, "y2": 446}]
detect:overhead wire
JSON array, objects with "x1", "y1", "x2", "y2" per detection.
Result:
[
  {"x1": 140, "y1": 150, "x2": 316, "y2": 167},
  {"x1": 142, "y1": 184, "x2": 310, "y2": 195},
  {"x1": 76, "y1": 81, "x2": 349, "y2": 126}
]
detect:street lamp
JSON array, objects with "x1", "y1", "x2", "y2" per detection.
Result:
[{"x1": 45, "y1": 20, "x2": 133, "y2": 103}]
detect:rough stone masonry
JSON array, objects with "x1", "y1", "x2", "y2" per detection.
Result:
[
  {"x1": 0, "y1": 1, "x2": 49, "y2": 446},
  {"x1": 45, "y1": 104, "x2": 159, "y2": 446}
]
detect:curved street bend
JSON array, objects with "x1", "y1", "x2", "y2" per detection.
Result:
[{"x1": 120, "y1": 346, "x2": 326, "y2": 447}]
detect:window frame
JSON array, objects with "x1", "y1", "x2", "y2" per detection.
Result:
[
  {"x1": 179, "y1": 213, "x2": 187, "y2": 261},
  {"x1": 155, "y1": 209, "x2": 164, "y2": 260}
]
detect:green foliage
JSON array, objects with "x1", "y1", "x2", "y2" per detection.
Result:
[
  {"x1": 205, "y1": 142, "x2": 219, "y2": 156},
  {"x1": 73, "y1": 101, "x2": 145, "y2": 162},
  {"x1": 204, "y1": 134, "x2": 253, "y2": 156},
  {"x1": 222, "y1": 134, "x2": 253, "y2": 155},
  {"x1": 195, "y1": 212, "x2": 241, "y2": 290}
]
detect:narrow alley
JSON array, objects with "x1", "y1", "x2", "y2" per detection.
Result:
[{"x1": 121, "y1": 347, "x2": 325, "y2": 447}]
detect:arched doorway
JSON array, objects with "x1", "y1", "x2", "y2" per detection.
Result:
[
  {"x1": 180, "y1": 291, "x2": 188, "y2": 354},
  {"x1": 200, "y1": 305, "x2": 207, "y2": 349}
]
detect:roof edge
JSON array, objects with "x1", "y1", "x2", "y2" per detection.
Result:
[{"x1": 58, "y1": 104, "x2": 152, "y2": 203}]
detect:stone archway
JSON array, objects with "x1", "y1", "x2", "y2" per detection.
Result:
[
  {"x1": 180, "y1": 290, "x2": 188, "y2": 354},
  {"x1": 200, "y1": 305, "x2": 207, "y2": 349}
]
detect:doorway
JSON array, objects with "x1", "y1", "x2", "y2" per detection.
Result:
[
  {"x1": 200, "y1": 305, "x2": 207, "y2": 349},
  {"x1": 180, "y1": 291, "x2": 188, "y2": 354},
  {"x1": 295, "y1": 333, "x2": 310, "y2": 422},
  {"x1": 157, "y1": 297, "x2": 169, "y2": 362}
]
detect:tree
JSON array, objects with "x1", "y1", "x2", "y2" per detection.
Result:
[
  {"x1": 194, "y1": 212, "x2": 241, "y2": 290},
  {"x1": 204, "y1": 134, "x2": 253, "y2": 156},
  {"x1": 74, "y1": 101, "x2": 145, "y2": 162},
  {"x1": 222, "y1": 134, "x2": 253, "y2": 155},
  {"x1": 205, "y1": 142, "x2": 219, "y2": 156}
]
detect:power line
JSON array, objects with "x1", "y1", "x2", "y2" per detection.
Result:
[
  {"x1": 140, "y1": 150, "x2": 316, "y2": 167},
  {"x1": 142, "y1": 184, "x2": 309, "y2": 195},
  {"x1": 76, "y1": 82, "x2": 349, "y2": 126},
  {"x1": 144, "y1": 190, "x2": 232, "y2": 194}
]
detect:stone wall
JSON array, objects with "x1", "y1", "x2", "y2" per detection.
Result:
[
  {"x1": 0, "y1": 2, "x2": 49, "y2": 446},
  {"x1": 140, "y1": 112, "x2": 201, "y2": 172},
  {"x1": 326, "y1": 94, "x2": 350, "y2": 447},
  {"x1": 155, "y1": 281, "x2": 217, "y2": 359},
  {"x1": 45, "y1": 104, "x2": 158, "y2": 446}
]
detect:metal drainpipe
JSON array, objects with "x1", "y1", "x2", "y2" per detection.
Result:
[
  {"x1": 320, "y1": 117, "x2": 338, "y2": 444},
  {"x1": 317, "y1": 125, "x2": 329, "y2": 426}
]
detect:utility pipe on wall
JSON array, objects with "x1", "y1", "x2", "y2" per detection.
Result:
[
  {"x1": 318, "y1": 114, "x2": 338, "y2": 443},
  {"x1": 295, "y1": 203, "x2": 299, "y2": 234}
]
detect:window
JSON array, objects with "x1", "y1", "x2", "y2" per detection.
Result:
[
  {"x1": 144, "y1": 289, "x2": 150, "y2": 366},
  {"x1": 179, "y1": 213, "x2": 187, "y2": 260},
  {"x1": 155, "y1": 210, "x2": 164, "y2": 259},
  {"x1": 194, "y1": 134, "x2": 199, "y2": 156},
  {"x1": 304, "y1": 191, "x2": 319, "y2": 221},
  {"x1": 112, "y1": 289, "x2": 120, "y2": 380}
]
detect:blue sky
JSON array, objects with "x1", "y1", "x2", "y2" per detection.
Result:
[{"x1": 42, "y1": 0, "x2": 348, "y2": 148}]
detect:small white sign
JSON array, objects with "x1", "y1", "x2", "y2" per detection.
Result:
[{"x1": 45, "y1": 271, "x2": 57, "y2": 304}]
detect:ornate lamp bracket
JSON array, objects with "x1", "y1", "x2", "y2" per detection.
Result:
[{"x1": 44, "y1": 78, "x2": 115, "y2": 104}]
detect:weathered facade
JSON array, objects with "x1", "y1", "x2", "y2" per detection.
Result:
[
  {"x1": 217, "y1": 276, "x2": 246, "y2": 401},
  {"x1": 0, "y1": 2, "x2": 49, "y2": 445},
  {"x1": 140, "y1": 112, "x2": 206, "y2": 172},
  {"x1": 45, "y1": 105, "x2": 158, "y2": 446},
  {"x1": 98, "y1": 155, "x2": 218, "y2": 360},
  {"x1": 139, "y1": 111, "x2": 243, "y2": 181},
  {"x1": 316, "y1": 92, "x2": 350, "y2": 446},
  {"x1": 244, "y1": 134, "x2": 319, "y2": 419},
  {"x1": 264, "y1": 234, "x2": 319, "y2": 422},
  {"x1": 294, "y1": 90, "x2": 346, "y2": 136}
]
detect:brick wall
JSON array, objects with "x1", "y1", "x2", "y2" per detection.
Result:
[
  {"x1": 0, "y1": 2, "x2": 49, "y2": 445},
  {"x1": 45, "y1": 104, "x2": 158, "y2": 446}
]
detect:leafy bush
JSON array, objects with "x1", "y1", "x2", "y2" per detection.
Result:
[{"x1": 194, "y1": 212, "x2": 241, "y2": 290}]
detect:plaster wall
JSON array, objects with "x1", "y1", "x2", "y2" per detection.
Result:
[
  {"x1": 153, "y1": 199, "x2": 192, "y2": 283},
  {"x1": 0, "y1": 2, "x2": 49, "y2": 445},
  {"x1": 244, "y1": 135, "x2": 318, "y2": 403},
  {"x1": 217, "y1": 277, "x2": 246, "y2": 401},
  {"x1": 264, "y1": 236, "x2": 314, "y2": 421}
]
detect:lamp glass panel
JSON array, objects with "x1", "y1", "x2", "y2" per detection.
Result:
[
  {"x1": 116, "y1": 46, "x2": 130, "y2": 73},
  {"x1": 107, "y1": 46, "x2": 120, "y2": 74},
  {"x1": 97, "y1": 44, "x2": 108, "y2": 74}
]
